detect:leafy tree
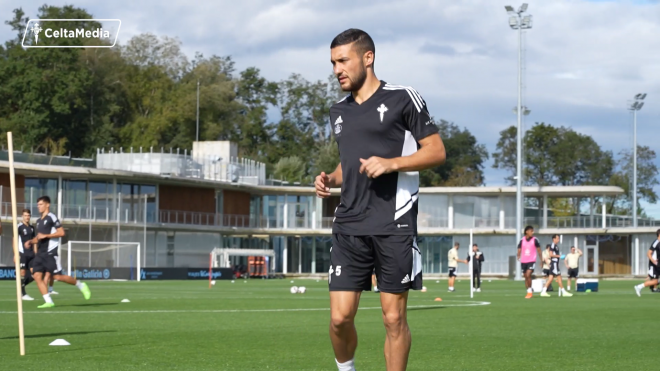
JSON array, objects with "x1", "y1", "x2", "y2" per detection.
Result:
[
  {"x1": 274, "y1": 156, "x2": 308, "y2": 183},
  {"x1": 608, "y1": 146, "x2": 659, "y2": 215},
  {"x1": 420, "y1": 119, "x2": 488, "y2": 187}
]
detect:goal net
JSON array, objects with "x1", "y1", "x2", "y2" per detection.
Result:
[
  {"x1": 60, "y1": 241, "x2": 141, "y2": 281},
  {"x1": 211, "y1": 248, "x2": 275, "y2": 278}
]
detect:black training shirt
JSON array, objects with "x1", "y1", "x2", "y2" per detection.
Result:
[{"x1": 330, "y1": 81, "x2": 439, "y2": 236}]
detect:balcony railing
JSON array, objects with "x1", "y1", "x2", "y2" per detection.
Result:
[{"x1": 2, "y1": 202, "x2": 658, "y2": 231}]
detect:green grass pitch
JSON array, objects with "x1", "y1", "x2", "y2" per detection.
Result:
[{"x1": 0, "y1": 279, "x2": 655, "y2": 370}]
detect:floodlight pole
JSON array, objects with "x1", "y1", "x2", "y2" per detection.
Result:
[
  {"x1": 506, "y1": 4, "x2": 531, "y2": 281},
  {"x1": 633, "y1": 107, "x2": 637, "y2": 228},
  {"x1": 515, "y1": 16, "x2": 523, "y2": 281},
  {"x1": 629, "y1": 94, "x2": 645, "y2": 228}
]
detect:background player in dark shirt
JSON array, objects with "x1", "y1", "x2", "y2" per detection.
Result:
[
  {"x1": 316, "y1": 29, "x2": 446, "y2": 371},
  {"x1": 466, "y1": 244, "x2": 485, "y2": 292},
  {"x1": 540, "y1": 235, "x2": 572, "y2": 297},
  {"x1": 17, "y1": 208, "x2": 36, "y2": 300},
  {"x1": 29, "y1": 196, "x2": 90, "y2": 308},
  {"x1": 635, "y1": 229, "x2": 660, "y2": 296}
]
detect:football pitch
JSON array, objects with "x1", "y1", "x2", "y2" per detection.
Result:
[{"x1": 0, "y1": 279, "x2": 655, "y2": 370}]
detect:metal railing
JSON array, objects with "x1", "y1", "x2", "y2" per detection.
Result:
[
  {"x1": 3, "y1": 201, "x2": 658, "y2": 231},
  {"x1": 96, "y1": 150, "x2": 267, "y2": 185}
]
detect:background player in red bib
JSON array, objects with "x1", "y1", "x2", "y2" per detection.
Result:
[{"x1": 517, "y1": 225, "x2": 542, "y2": 299}]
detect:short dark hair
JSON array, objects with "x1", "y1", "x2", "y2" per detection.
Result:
[
  {"x1": 472, "y1": 243, "x2": 478, "y2": 247},
  {"x1": 524, "y1": 225, "x2": 534, "y2": 233},
  {"x1": 37, "y1": 196, "x2": 51, "y2": 204},
  {"x1": 21, "y1": 208, "x2": 30, "y2": 214},
  {"x1": 546, "y1": 244, "x2": 551, "y2": 249},
  {"x1": 571, "y1": 246, "x2": 576, "y2": 249},
  {"x1": 454, "y1": 242, "x2": 460, "y2": 247},
  {"x1": 331, "y1": 28, "x2": 375, "y2": 57},
  {"x1": 657, "y1": 229, "x2": 660, "y2": 237},
  {"x1": 552, "y1": 234, "x2": 559, "y2": 239}
]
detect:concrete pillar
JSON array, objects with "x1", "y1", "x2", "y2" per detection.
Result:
[
  {"x1": 283, "y1": 237, "x2": 288, "y2": 274},
  {"x1": 499, "y1": 195, "x2": 505, "y2": 230},
  {"x1": 448, "y1": 195, "x2": 454, "y2": 229},
  {"x1": 543, "y1": 195, "x2": 548, "y2": 229},
  {"x1": 311, "y1": 237, "x2": 316, "y2": 274},
  {"x1": 601, "y1": 195, "x2": 606, "y2": 229},
  {"x1": 589, "y1": 196, "x2": 594, "y2": 228}
]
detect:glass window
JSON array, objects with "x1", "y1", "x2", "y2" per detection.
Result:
[
  {"x1": 25, "y1": 178, "x2": 58, "y2": 207},
  {"x1": 63, "y1": 180, "x2": 88, "y2": 206},
  {"x1": 418, "y1": 194, "x2": 448, "y2": 228}
]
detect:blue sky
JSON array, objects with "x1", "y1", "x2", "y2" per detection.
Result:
[{"x1": 3, "y1": 0, "x2": 660, "y2": 217}]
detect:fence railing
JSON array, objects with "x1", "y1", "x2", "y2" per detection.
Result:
[
  {"x1": 96, "y1": 151, "x2": 267, "y2": 185},
  {"x1": 2, "y1": 201, "x2": 658, "y2": 231}
]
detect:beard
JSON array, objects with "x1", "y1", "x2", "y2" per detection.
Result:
[{"x1": 341, "y1": 64, "x2": 367, "y2": 92}]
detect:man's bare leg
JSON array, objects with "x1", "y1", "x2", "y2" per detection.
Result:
[
  {"x1": 380, "y1": 291, "x2": 411, "y2": 371},
  {"x1": 32, "y1": 272, "x2": 49, "y2": 296},
  {"x1": 330, "y1": 291, "x2": 361, "y2": 367}
]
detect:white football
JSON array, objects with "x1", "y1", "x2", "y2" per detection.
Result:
[
  {"x1": 298, "y1": 286, "x2": 306, "y2": 294},
  {"x1": 290, "y1": 286, "x2": 299, "y2": 294},
  {"x1": 211, "y1": 280, "x2": 216, "y2": 285},
  {"x1": 421, "y1": 286, "x2": 427, "y2": 292}
]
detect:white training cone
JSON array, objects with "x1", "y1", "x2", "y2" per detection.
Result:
[
  {"x1": 49, "y1": 339, "x2": 70, "y2": 346},
  {"x1": 121, "y1": 299, "x2": 130, "y2": 303}
]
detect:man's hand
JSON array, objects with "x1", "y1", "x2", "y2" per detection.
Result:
[
  {"x1": 24, "y1": 241, "x2": 31, "y2": 248},
  {"x1": 359, "y1": 157, "x2": 397, "y2": 178},
  {"x1": 315, "y1": 172, "x2": 333, "y2": 198},
  {"x1": 654, "y1": 259, "x2": 659, "y2": 266},
  {"x1": 37, "y1": 233, "x2": 48, "y2": 240}
]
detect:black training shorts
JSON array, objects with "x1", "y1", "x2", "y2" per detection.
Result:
[
  {"x1": 19, "y1": 249, "x2": 35, "y2": 270},
  {"x1": 568, "y1": 268, "x2": 579, "y2": 278},
  {"x1": 328, "y1": 234, "x2": 422, "y2": 293},
  {"x1": 32, "y1": 253, "x2": 62, "y2": 275},
  {"x1": 550, "y1": 262, "x2": 561, "y2": 276},
  {"x1": 521, "y1": 262, "x2": 535, "y2": 272}
]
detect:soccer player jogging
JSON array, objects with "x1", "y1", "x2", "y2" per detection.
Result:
[
  {"x1": 466, "y1": 244, "x2": 484, "y2": 292},
  {"x1": 634, "y1": 229, "x2": 660, "y2": 297},
  {"x1": 517, "y1": 226, "x2": 542, "y2": 299},
  {"x1": 17, "y1": 208, "x2": 36, "y2": 300},
  {"x1": 316, "y1": 29, "x2": 446, "y2": 371},
  {"x1": 30, "y1": 196, "x2": 91, "y2": 308},
  {"x1": 447, "y1": 243, "x2": 467, "y2": 292},
  {"x1": 565, "y1": 246, "x2": 582, "y2": 291},
  {"x1": 540, "y1": 235, "x2": 572, "y2": 297}
]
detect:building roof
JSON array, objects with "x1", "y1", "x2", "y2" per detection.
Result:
[{"x1": 0, "y1": 161, "x2": 625, "y2": 196}]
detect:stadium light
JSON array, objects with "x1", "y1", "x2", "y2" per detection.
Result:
[
  {"x1": 512, "y1": 106, "x2": 531, "y2": 115},
  {"x1": 629, "y1": 93, "x2": 646, "y2": 228},
  {"x1": 505, "y1": 4, "x2": 532, "y2": 281}
]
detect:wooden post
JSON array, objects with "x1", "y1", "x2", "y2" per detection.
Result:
[{"x1": 8, "y1": 132, "x2": 26, "y2": 355}]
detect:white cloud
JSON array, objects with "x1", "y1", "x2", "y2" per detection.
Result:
[{"x1": 2, "y1": 0, "x2": 659, "y2": 215}]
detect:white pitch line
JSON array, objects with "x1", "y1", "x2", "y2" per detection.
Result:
[{"x1": 0, "y1": 301, "x2": 490, "y2": 314}]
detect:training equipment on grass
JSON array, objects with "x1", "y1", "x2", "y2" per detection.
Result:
[
  {"x1": 211, "y1": 280, "x2": 216, "y2": 285},
  {"x1": 121, "y1": 299, "x2": 130, "y2": 303},
  {"x1": 62, "y1": 241, "x2": 141, "y2": 281},
  {"x1": 7, "y1": 132, "x2": 25, "y2": 356},
  {"x1": 290, "y1": 286, "x2": 299, "y2": 294},
  {"x1": 49, "y1": 339, "x2": 70, "y2": 346},
  {"x1": 298, "y1": 286, "x2": 306, "y2": 294},
  {"x1": 577, "y1": 279, "x2": 599, "y2": 292},
  {"x1": 421, "y1": 286, "x2": 427, "y2": 292}
]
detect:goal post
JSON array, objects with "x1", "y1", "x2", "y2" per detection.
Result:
[{"x1": 62, "y1": 241, "x2": 141, "y2": 281}]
